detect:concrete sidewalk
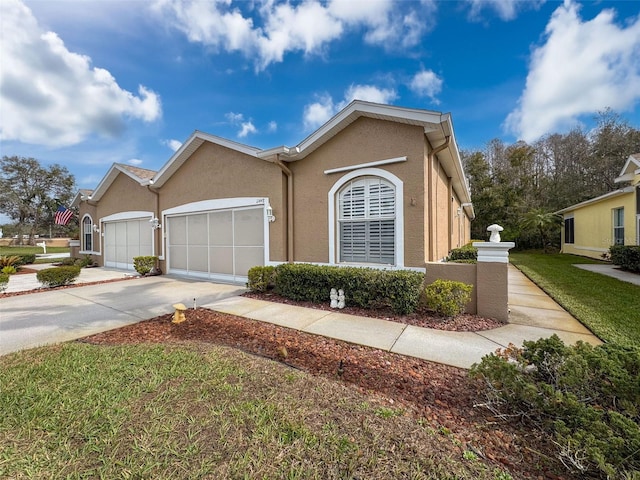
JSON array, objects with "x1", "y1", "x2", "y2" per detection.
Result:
[{"x1": 204, "y1": 265, "x2": 602, "y2": 369}]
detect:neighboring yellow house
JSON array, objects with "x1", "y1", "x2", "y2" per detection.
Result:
[{"x1": 559, "y1": 154, "x2": 640, "y2": 259}]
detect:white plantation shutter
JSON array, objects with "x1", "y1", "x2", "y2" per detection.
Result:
[{"x1": 338, "y1": 177, "x2": 395, "y2": 264}]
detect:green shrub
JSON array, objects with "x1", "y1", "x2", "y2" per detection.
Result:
[
  {"x1": 247, "y1": 266, "x2": 277, "y2": 292},
  {"x1": 36, "y1": 266, "x2": 81, "y2": 287},
  {"x1": 273, "y1": 263, "x2": 424, "y2": 314},
  {"x1": 0, "y1": 255, "x2": 22, "y2": 269},
  {"x1": 2, "y1": 266, "x2": 17, "y2": 275},
  {"x1": 446, "y1": 244, "x2": 477, "y2": 262},
  {"x1": 78, "y1": 255, "x2": 96, "y2": 268},
  {"x1": 16, "y1": 254, "x2": 36, "y2": 265},
  {"x1": 610, "y1": 245, "x2": 640, "y2": 273},
  {"x1": 471, "y1": 335, "x2": 640, "y2": 479},
  {"x1": 133, "y1": 256, "x2": 158, "y2": 275},
  {"x1": 0, "y1": 272, "x2": 8, "y2": 292},
  {"x1": 424, "y1": 279, "x2": 472, "y2": 316},
  {"x1": 60, "y1": 257, "x2": 78, "y2": 266}
]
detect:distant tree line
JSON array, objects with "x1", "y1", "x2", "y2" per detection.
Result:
[
  {"x1": 0, "y1": 156, "x2": 76, "y2": 244},
  {"x1": 463, "y1": 109, "x2": 640, "y2": 249}
]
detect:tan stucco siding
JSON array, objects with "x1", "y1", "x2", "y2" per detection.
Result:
[
  {"x1": 434, "y1": 162, "x2": 451, "y2": 260},
  {"x1": 96, "y1": 174, "x2": 156, "y2": 219},
  {"x1": 562, "y1": 191, "x2": 637, "y2": 259},
  {"x1": 289, "y1": 117, "x2": 426, "y2": 267},
  {"x1": 157, "y1": 142, "x2": 286, "y2": 262}
]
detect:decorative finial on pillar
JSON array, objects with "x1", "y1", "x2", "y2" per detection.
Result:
[{"x1": 487, "y1": 224, "x2": 504, "y2": 243}]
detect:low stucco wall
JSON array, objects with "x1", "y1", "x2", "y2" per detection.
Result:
[
  {"x1": 0, "y1": 238, "x2": 71, "y2": 248},
  {"x1": 425, "y1": 260, "x2": 509, "y2": 322}
]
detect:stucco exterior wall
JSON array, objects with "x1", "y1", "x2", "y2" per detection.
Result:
[
  {"x1": 157, "y1": 142, "x2": 287, "y2": 263},
  {"x1": 562, "y1": 192, "x2": 636, "y2": 259},
  {"x1": 289, "y1": 117, "x2": 426, "y2": 267},
  {"x1": 434, "y1": 161, "x2": 451, "y2": 260},
  {"x1": 95, "y1": 174, "x2": 156, "y2": 220}
]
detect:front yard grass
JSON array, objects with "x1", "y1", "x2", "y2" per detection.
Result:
[
  {"x1": 0, "y1": 245, "x2": 70, "y2": 264},
  {"x1": 0, "y1": 343, "x2": 507, "y2": 480},
  {"x1": 510, "y1": 252, "x2": 640, "y2": 347}
]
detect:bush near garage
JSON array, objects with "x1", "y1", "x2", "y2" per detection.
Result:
[
  {"x1": 16, "y1": 254, "x2": 36, "y2": 266},
  {"x1": 133, "y1": 256, "x2": 159, "y2": 276},
  {"x1": 609, "y1": 245, "x2": 640, "y2": 273},
  {"x1": 0, "y1": 272, "x2": 8, "y2": 292},
  {"x1": 36, "y1": 266, "x2": 81, "y2": 288},
  {"x1": 471, "y1": 335, "x2": 640, "y2": 479},
  {"x1": 424, "y1": 279, "x2": 473, "y2": 317},
  {"x1": 247, "y1": 266, "x2": 277, "y2": 293},
  {"x1": 265, "y1": 263, "x2": 424, "y2": 315}
]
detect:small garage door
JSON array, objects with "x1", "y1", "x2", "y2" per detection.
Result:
[
  {"x1": 104, "y1": 219, "x2": 153, "y2": 270},
  {"x1": 167, "y1": 207, "x2": 264, "y2": 282}
]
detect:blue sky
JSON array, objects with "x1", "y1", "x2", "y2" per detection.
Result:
[{"x1": 1, "y1": 0, "x2": 639, "y2": 200}]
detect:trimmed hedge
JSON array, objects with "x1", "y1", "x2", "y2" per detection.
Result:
[
  {"x1": 472, "y1": 335, "x2": 640, "y2": 479},
  {"x1": 247, "y1": 266, "x2": 277, "y2": 292},
  {"x1": 446, "y1": 244, "x2": 477, "y2": 263},
  {"x1": 271, "y1": 263, "x2": 424, "y2": 314},
  {"x1": 36, "y1": 266, "x2": 81, "y2": 288},
  {"x1": 0, "y1": 272, "x2": 8, "y2": 292},
  {"x1": 16, "y1": 254, "x2": 36, "y2": 266},
  {"x1": 610, "y1": 245, "x2": 640, "y2": 273}
]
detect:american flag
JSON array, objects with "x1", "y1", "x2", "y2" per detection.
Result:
[{"x1": 54, "y1": 206, "x2": 74, "y2": 225}]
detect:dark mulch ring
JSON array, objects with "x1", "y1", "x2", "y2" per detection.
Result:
[
  {"x1": 244, "y1": 291, "x2": 504, "y2": 332},
  {"x1": 82, "y1": 308, "x2": 575, "y2": 479}
]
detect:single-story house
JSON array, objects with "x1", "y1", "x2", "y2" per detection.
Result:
[
  {"x1": 558, "y1": 153, "x2": 640, "y2": 259},
  {"x1": 73, "y1": 101, "x2": 475, "y2": 283}
]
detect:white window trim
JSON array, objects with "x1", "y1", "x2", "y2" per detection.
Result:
[
  {"x1": 323, "y1": 156, "x2": 407, "y2": 175},
  {"x1": 161, "y1": 197, "x2": 270, "y2": 266},
  {"x1": 328, "y1": 168, "x2": 404, "y2": 267},
  {"x1": 613, "y1": 207, "x2": 624, "y2": 246},
  {"x1": 79, "y1": 214, "x2": 98, "y2": 255}
]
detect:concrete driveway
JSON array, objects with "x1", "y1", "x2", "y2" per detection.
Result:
[{"x1": 0, "y1": 276, "x2": 245, "y2": 356}]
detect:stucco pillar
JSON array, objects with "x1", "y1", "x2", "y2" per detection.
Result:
[{"x1": 473, "y1": 241, "x2": 515, "y2": 323}]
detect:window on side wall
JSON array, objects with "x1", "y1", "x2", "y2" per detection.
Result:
[
  {"x1": 564, "y1": 217, "x2": 574, "y2": 244},
  {"x1": 338, "y1": 176, "x2": 395, "y2": 265},
  {"x1": 82, "y1": 216, "x2": 93, "y2": 252},
  {"x1": 613, "y1": 207, "x2": 624, "y2": 245}
]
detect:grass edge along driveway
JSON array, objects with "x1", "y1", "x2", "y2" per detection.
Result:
[{"x1": 510, "y1": 252, "x2": 640, "y2": 347}]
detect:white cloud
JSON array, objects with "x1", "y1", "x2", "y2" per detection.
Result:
[
  {"x1": 225, "y1": 111, "x2": 257, "y2": 138},
  {"x1": 0, "y1": 0, "x2": 162, "y2": 147},
  {"x1": 128, "y1": 158, "x2": 143, "y2": 166},
  {"x1": 465, "y1": 0, "x2": 544, "y2": 22},
  {"x1": 303, "y1": 84, "x2": 397, "y2": 130},
  {"x1": 409, "y1": 69, "x2": 443, "y2": 102},
  {"x1": 267, "y1": 121, "x2": 278, "y2": 132},
  {"x1": 505, "y1": 0, "x2": 640, "y2": 142},
  {"x1": 153, "y1": 0, "x2": 436, "y2": 71},
  {"x1": 163, "y1": 139, "x2": 183, "y2": 152}
]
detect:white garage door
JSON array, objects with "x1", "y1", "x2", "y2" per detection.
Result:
[
  {"x1": 167, "y1": 207, "x2": 264, "y2": 282},
  {"x1": 104, "y1": 219, "x2": 153, "y2": 270}
]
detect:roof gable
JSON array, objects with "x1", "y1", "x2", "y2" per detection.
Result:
[
  {"x1": 615, "y1": 153, "x2": 640, "y2": 183},
  {"x1": 89, "y1": 163, "x2": 158, "y2": 202}
]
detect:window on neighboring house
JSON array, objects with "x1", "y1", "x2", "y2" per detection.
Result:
[
  {"x1": 338, "y1": 176, "x2": 395, "y2": 265},
  {"x1": 564, "y1": 217, "x2": 574, "y2": 244},
  {"x1": 82, "y1": 216, "x2": 93, "y2": 252},
  {"x1": 613, "y1": 208, "x2": 624, "y2": 245}
]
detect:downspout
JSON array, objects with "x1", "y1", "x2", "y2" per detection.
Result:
[
  {"x1": 147, "y1": 184, "x2": 161, "y2": 258},
  {"x1": 427, "y1": 135, "x2": 450, "y2": 262},
  {"x1": 273, "y1": 154, "x2": 294, "y2": 262}
]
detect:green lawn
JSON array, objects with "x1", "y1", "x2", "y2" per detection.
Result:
[
  {"x1": 0, "y1": 245, "x2": 70, "y2": 264},
  {"x1": 0, "y1": 343, "x2": 509, "y2": 480},
  {"x1": 510, "y1": 252, "x2": 640, "y2": 347}
]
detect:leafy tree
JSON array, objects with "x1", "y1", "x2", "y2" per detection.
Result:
[
  {"x1": 520, "y1": 209, "x2": 562, "y2": 252},
  {"x1": 0, "y1": 156, "x2": 76, "y2": 244}
]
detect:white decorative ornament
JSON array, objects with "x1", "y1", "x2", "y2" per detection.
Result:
[
  {"x1": 487, "y1": 224, "x2": 504, "y2": 243},
  {"x1": 330, "y1": 288, "x2": 338, "y2": 308},
  {"x1": 337, "y1": 289, "x2": 345, "y2": 309}
]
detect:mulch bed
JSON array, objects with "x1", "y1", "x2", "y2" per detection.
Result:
[{"x1": 81, "y1": 308, "x2": 574, "y2": 479}]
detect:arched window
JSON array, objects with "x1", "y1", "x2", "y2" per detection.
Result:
[
  {"x1": 337, "y1": 176, "x2": 395, "y2": 264},
  {"x1": 82, "y1": 216, "x2": 93, "y2": 252}
]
